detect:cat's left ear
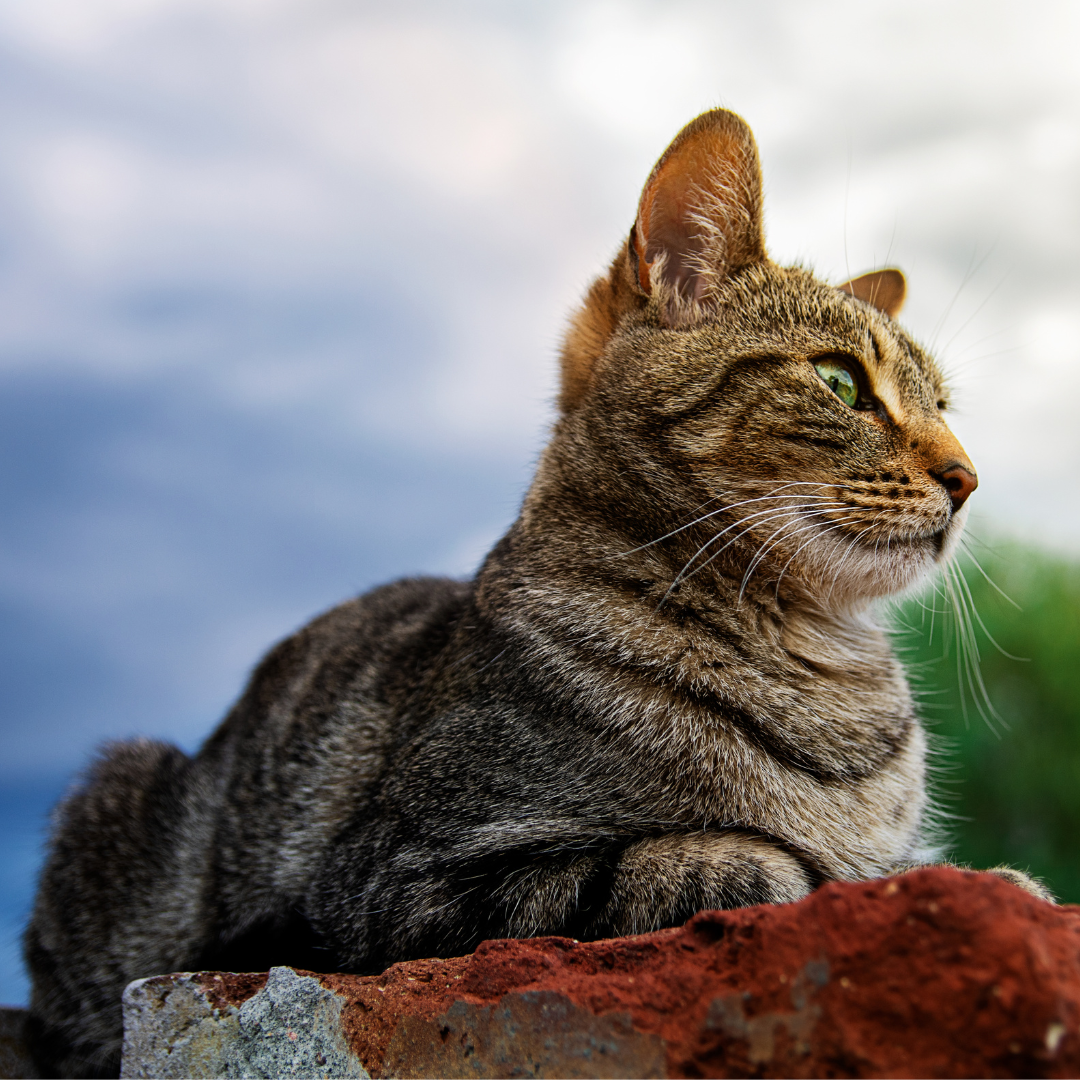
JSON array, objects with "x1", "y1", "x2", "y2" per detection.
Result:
[
  {"x1": 632, "y1": 109, "x2": 767, "y2": 326},
  {"x1": 838, "y1": 269, "x2": 906, "y2": 318},
  {"x1": 558, "y1": 110, "x2": 766, "y2": 411}
]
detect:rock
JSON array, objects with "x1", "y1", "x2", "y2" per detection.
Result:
[
  {"x1": 121, "y1": 867, "x2": 1080, "y2": 1078},
  {"x1": 121, "y1": 967, "x2": 367, "y2": 1078}
]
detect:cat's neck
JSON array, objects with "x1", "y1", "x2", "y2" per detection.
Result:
[
  {"x1": 475, "y1": 492, "x2": 913, "y2": 801},
  {"x1": 506, "y1": 432, "x2": 891, "y2": 638},
  {"x1": 481, "y1": 485, "x2": 897, "y2": 688}
]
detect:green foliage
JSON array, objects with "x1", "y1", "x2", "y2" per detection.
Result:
[{"x1": 893, "y1": 540, "x2": 1080, "y2": 902}]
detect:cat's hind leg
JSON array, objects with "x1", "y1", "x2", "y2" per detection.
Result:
[{"x1": 24, "y1": 738, "x2": 215, "y2": 1078}]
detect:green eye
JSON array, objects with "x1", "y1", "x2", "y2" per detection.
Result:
[{"x1": 814, "y1": 360, "x2": 859, "y2": 407}]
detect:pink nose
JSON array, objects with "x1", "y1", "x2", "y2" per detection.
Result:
[{"x1": 936, "y1": 464, "x2": 978, "y2": 512}]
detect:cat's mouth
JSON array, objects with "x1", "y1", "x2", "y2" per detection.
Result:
[{"x1": 929, "y1": 525, "x2": 951, "y2": 554}]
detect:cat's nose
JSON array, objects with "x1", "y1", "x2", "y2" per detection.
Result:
[{"x1": 934, "y1": 463, "x2": 978, "y2": 512}]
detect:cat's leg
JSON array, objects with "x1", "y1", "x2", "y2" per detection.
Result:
[
  {"x1": 585, "y1": 832, "x2": 814, "y2": 937},
  {"x1": 25, "y1": 739, "x2": 216, "y2": 1079},
  {"x1": 889, "y1": 856, "x2": 1057, "y2": 902},
  {"x1": 317, "y1": 831, "x2": 814, "y2": 970},
  {"x1": 894, "y1": 862, "x2": 1056, "y2": 902},
  {"x1": 983, "y1": 865, "x2": 1056, "y2": 901},
  {"x1": 496, "y1": 832, "x2": 814, "y2": 941}
]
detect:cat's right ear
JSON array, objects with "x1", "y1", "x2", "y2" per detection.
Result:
[
  {"x1": 632, "y1": 109, "x2": 767, "y2": 325},
  {"x1": 838, "y1": 269, "x2": 906, "y2": 318}
]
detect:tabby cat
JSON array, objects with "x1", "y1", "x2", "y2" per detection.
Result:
[{"x1": 25, "y1": 109, "x2": 1050, "y2": 1078}]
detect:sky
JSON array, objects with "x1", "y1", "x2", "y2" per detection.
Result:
[{"x1": 1, "y1": 0, "x2": 1078, "y2": 1003}]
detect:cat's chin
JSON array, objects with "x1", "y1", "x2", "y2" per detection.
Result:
[{"x1": 790, "y1": 512, "x2": 968, "y2": 609}]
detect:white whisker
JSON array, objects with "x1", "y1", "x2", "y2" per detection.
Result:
[
  {"x1": 659, "y1": 503, "x2": 847, "y2": 607},
  {"x1": 609, "y1": 483, "x2": 842, "y2": 559}
]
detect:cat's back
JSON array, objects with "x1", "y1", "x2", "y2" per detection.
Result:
[
  {"x1": 202, "y1": 574, "x2": 470, "y2": 758},
  {"x1": 196, "y1": 573, "x2": 471, "y2": 906}
]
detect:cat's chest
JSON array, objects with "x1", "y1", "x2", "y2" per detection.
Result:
[
  {"x1": 580, "y1": 664, "x2": 925, "y2": 876},
  {"x1": 573, "y1": 612, "x2": 924, "y2": 874},
  {"x1": 605, "y1": 599, "x2": 912, "y2": 769}
]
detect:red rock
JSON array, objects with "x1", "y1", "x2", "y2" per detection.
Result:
[{"x1": 128, "y1": 867, "x2": 1080, "y2": 1078}]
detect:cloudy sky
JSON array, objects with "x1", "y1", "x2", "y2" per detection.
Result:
[{"x1": 1, "y1": 0, "x2": 1078, "y2": 1002}]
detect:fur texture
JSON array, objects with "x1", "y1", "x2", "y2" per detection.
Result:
[{"x1": 25, "y1": 109, "x2": 1048, "y2": 1078}]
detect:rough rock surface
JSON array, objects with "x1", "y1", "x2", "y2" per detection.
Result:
[
  {"x1": 121, "y1": 966, "x2": 366, "y2": 1079},
  {"x1": 118, "y1": 867, "x2": 1080, "y2": 1078}
]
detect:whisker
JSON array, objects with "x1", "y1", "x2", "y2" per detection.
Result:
[
  {"x1": 958, "y1": 538, "x2": 1022, "y2": 611},
  {"x1": 927, "y1": 570, "x2": 940, "y2": 648},
  {"x1": 775, "y1": 512, "x2": 863, "y2": 597},
  {"x1": 739, "y1": 516, "x2": 821, "y2": 599},
  {"x1": 659, "y1": 501, "x2": 846, "y2": 600},
  {"x1": 951, "y1": 560, "x2": 1028, "y2": 662},
  {"x1": 608, "y1": 483, "x2": 843, "y2": 559},
  {"x1": 750, "y1": 499, "x2": 903, "y2": 602},
  {"x1": 945, "y1": 561, "x2": 1004, "y2": 733},
  {"x1": 739, "y1": 508, "x2": 870, "y2": 601},
  {"x1": 825, "y1": 515, "x2": 887, "y2": 599},
  {"x1": 941, "y1": 568, "x2": 970, "y2": 727},
  {"x1": 659, "y1": 503, "x2": 847, "y2": 606},
  {"x1": 939, "y1": 268, "x2": 1007, "y2": 358}
]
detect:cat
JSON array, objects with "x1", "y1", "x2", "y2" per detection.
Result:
[{"x1": 25, "y1": 108, "x2": 1051, "y2": 1078}]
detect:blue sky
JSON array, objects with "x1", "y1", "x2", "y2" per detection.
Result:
[{"x1": 2, "y1": 0, "x2": 1079, "y2": 1003}]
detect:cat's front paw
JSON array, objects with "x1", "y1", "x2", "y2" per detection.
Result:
[{"x1": 985, "y1": 865, "x2": 1057, "y2": 903}]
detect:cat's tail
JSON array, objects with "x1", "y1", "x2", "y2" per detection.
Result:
[{"x1": 24, "y1": 738, "x2": 215, "y2": 1079}]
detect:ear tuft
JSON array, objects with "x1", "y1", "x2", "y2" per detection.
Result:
[
  {"x1": 634, "y1": 109, "x2": 767, "y2": 326},
  {"x1": 838, "y1": 268, "x2": 906, "y2": 318}
]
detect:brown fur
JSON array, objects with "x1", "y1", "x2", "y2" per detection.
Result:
[{"x1": 25, "y1": 109, "x2": 1051, "y2": 1079}]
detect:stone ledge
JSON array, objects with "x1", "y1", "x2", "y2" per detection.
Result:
[{"x1": 107, "y1": 867, "x2": 1080, "y2": 1076}]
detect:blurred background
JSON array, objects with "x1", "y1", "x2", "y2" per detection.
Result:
[{"x1": 2, "y1": 0, "x2": 1079, "y2": 1004}]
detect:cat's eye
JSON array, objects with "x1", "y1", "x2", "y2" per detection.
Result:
[{"x1": 813, "y1": 359, "x2": 859, "y2": 408}]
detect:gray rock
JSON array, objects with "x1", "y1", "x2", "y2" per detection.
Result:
[
  {"x1": 120, "y1": 967, "x2": 368, "y2": 1079},
  {"x1": 235, "y1": 967, "x2": 366, "y2": 1079}
]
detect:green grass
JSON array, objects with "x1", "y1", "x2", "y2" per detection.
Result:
[{"x1": 892, "y1": 540, "x2": 1080, "y2": 903}]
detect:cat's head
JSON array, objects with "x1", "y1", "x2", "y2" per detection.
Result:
[{"x1": 555, "y1": 109, "x2": 975, "y2": 609}]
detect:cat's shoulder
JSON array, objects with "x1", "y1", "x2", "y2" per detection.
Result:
[{"x1": 318, "y1": 575, "x2": 472, "y2": 640}]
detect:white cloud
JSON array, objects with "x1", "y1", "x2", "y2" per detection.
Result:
[
  {"x1": 0, "y1": 1, "x2": 1079, "y2": 635},
  {"x1": 553, "y1": 2, "x2": 710, "y2": 142},
  {"x1": 0, "y1": 0, "x2": 1077, "y2": 464}
]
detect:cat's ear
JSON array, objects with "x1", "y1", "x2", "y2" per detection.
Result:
[
  {"x1": 558, "y1": 110, "x2": 766, "y2": 412},
  {"x1": 838, "y1": 269, "x2": 906, "y2": 318},
  {"x1": 632, "y1": 109, "x2": 767, "y2": 326}
]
